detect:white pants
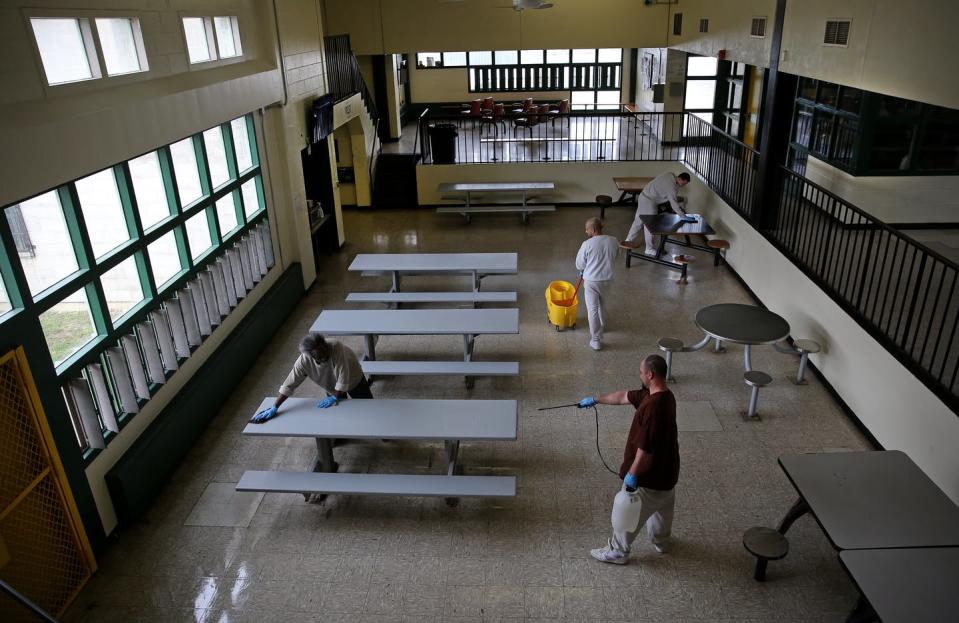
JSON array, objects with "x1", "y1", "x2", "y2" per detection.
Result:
[
  {"x1": 583, "y1": 279, "x2": 611, "y2": 343},
  {"x1": 609, "y1": 486, "x2": 675, "y2": 555},
  {"x1": 625, "y1": 195, "x2": 660, "y2": 255}
]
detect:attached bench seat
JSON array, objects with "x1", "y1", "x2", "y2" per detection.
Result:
[
  {"x1": 237, "y1": 470, "x2": 516, "y2": 498},
  {"x1": 361, "y1": 360, "x2": 519, "y2": 376},
  {"x1": 436, "y1": 204, "x2": 556, "y2": 214},
  {"x1": 346, "y1": 291, "x2": 517, "y2": 304}
]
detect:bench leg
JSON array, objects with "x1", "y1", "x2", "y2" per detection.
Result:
[
  {"x1": 390, "y1": 271, "x2": 401, "y2": 293},
  {"x1": 307, "y1": 438, "x2": 337, "y2": 502},
  {"x1": 463, "y1": 334, "x2": 476, "y2": 389},
  {"x1": 713, "y1": 249, "x2": 722, "y2": 267},
  {"x1": 444, "y1": 440, "x2": 462, "y2": 507}
]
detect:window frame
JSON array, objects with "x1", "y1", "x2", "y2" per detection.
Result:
[
  {"x1": 0, "y1": 113, "x2": 274, "y2": 462},
  {"x1": 179, "y1": 13, "x2": 246, "y2": 69}
]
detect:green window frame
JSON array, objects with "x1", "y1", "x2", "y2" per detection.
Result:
[{"x1": 0, "y1": 112, "x2": 274, "y2": 460}]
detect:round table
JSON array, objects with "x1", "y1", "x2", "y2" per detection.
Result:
[{"x1": 694, "y1": 303, "x2": 790, "y2": 370}]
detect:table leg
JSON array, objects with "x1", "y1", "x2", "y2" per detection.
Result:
[
  {"x1": 714, "y1": 338, "x2": 725, "y2": 353},
  {"x1": 363, "y1": 334, "x2": 377, "y2": 361},
  {"x1": 656, "y1": 233, "x2": 668, "y2": 259},
  {"x1": 688, "y1": 333, "x2": 712, "y2": 352},
  {"x1": 472, "y1": 270, "x2": 480, "y2": 292},
  {"x1": 444, "y1": 440, "x2": 463, "y2": 506},
  {"x1": 463, "y1": 334, "x2": 476, "y2": 388},
  {"x1": 776, "y1": 497, "x2": 810, "y2": 535},
  {"x1": 390, "y1": 271, "x2": 401, "y2": 293},
  {"x1": 306, "y1": 437, "x2": 337, "y2": 502},
  {"x1": 744, "y1": 344, "x2": 753, "y2": 372}
]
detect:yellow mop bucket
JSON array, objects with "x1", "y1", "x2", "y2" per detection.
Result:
[{"x1": 545, "y1": 279, "x2": 580, "y2": 331}]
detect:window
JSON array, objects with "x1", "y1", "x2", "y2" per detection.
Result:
[
  {"x1": 546, "y1": 49, "x2": 569, "y2": 64},
  {"x1": 416, "y1": 52, "x2": 443, "y2": 67},
  {"x1": 1, "y1": 114, "x2": 273, "y2": 457},
  {"x1": 185, "y1": 210, "x2": 213, "y2": 260},
  {"x1": 231, "y1": 117, "x2": 255, "y2": 173},
  {"x1": 183, "y1": 17, "x2": 214, "y2": 64},
  {"x1": 520, "y1": 50, "x2": 544, "y2": 65},
  {"x1": 699, "y1": 18, "x2": 709, "y2": 33},
  {"x1": 75, "y1": 168, "x2": 132, "y2": 259},
  {"x1": 30, "y1": 18, "x2": 97, "y2": 85},
  {"x1": 40, "y1": 289, "x2": 97, "y2": 365},
  {"x1": 95, "y1": 18, "x2": 147, "y2": 75},
  {"x1": 100, "y1": 255, "x2": 144, "y2": 321},
  {"x1": 203, "y1": 128, "x2": 231, "y2": 188},
  {"x1": 147, "y1": 230, "x2": 183, "y2": 289},
  {"x1": 7, "y1": 191, "x2": 80, "y2": 297},
  {"x1": 170, "y1": 138, "x2": 204, "y2": 206},
  {"x1": 468, "y1": 51, "x2": 493, "y2": 66},
  {"x1": 673, "y1": 13, "x2": 683, "y2": 36},
  {"x1": 129, "y1": 152, "x2": 172, "y2": 230},
  {"x1": 597, "y1": 48, "x2": 622, "y2": 63},
  {"x1": 494, "y1": 50, "x2": 518, "y2": 65},
  {"x1": 571, "y1": 49, "x2": 596, "y2": 63},
  {"x1": 213, "y1": 16, "x2": 242, "y2": 58},
  {"x1": 443, "y1": 52, "x2": 467, "y2": 67}
]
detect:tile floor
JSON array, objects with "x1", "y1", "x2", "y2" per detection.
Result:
[{"x1": 66, "y1": 205, "x2": 871, "y2": 622}]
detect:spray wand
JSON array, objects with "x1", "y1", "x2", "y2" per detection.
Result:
[{"x1": 538, "y1": 401, "x2": 618, "y2": 475}]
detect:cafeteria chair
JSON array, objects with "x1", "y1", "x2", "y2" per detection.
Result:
[
  {"x1": 673, "y1": 254, "x2": 695, "y2": 284},
  {"x1": 657, "y1": 337, "x2": 684, "y2": 381},
  {"x1": 742, "y1": 526, "x2": 789, "y2": 581},
  {"x1": 461, "y1": 99, "x2": 483, "y2": 128},
  {"x1": 707, "y1": 238, "x2": 730, "y2": 266},
  {"x1": 743, "y1": 370, "x2": 772, "y2": 419},
  {"x1": 792, "y1": 339, "x2": 821, "y2": 385},
  {"x1": 513, "y1": 105, "x2": 547, "y2": 137},
  {"x1": 548, "y1": 99, "x2": 570, "y2": 129},
  {"x1": 511, "y1": 97, "x2": 534, "y2": 116}
]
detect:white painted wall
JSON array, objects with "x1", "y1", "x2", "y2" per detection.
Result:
[
  {"x1": 804, "y1": 156, "x2": 959, "y2": 225},
  {"x1": 685, "y1": 166, "x2": 959, "y2": 503}
]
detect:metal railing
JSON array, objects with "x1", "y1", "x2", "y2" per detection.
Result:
[
  {"x1": 416, "y1": 108, "x2": 685, "y2": 164},
  {"x1": 767, "y1": 169, "x2": 959, "y2": 405},
  {"x1": 682, "y1": 114, "x2": 959, "y2": 410},
  {"x1": 683, "y1": 115, "x2": 759, "y2": 221}
]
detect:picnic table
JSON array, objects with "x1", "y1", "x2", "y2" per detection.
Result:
[
  {"x1": 238, "y1": 397, "x2": 517, "y2": 503},
  {"x1": 437, "y1": 182, "x2": 555, "y2": 224},
  {"x1": 623, "y1": 213, "x2": 717, "y2": 280},
  {"x1": 349, "y1": 252, "x2": 517, "y2": 292},
  {"x1": 612, "y1": 176, "x2": 654, "y2": 205}
]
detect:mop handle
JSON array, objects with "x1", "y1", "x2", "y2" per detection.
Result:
[
  {"x1": 537, "y1": 402, "x2": 582, "y2": 411},
  {"x1": 573, "y1": 276, "x2": 583, "y2": 297}
]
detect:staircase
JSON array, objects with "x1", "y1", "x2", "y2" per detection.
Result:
[{"x1": 372, "y1": 153, "x2": 420, "y2": 209}]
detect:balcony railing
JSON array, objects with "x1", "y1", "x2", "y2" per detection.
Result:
[{"x1": 416, "y1": 108, "x2": 685, "y2": 164}]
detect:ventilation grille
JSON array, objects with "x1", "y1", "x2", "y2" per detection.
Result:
[
  {"x1": 673, "y1": 13, "x2": 683, "y2": 36},
  {"x1": 751, "y1": 17, "x2": 767, "y2": 37},
  {"x1": 824, "y1": 20, "x2": 851, "y2": 45},
  {"x1": 699, "y1": 18, "x2": 709, "y2": 33}
]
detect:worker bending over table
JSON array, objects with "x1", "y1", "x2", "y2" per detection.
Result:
[
  {"x1": 575, "y1": 217, "x2": 620, "y2": 351},
  {"x1": 623, "y1": 172, "x2": 690, "y2": 256},
  {"x1": 578, "y1": 354, "x2": 680, "y2": 564},
  {"x1": 251, "y1": 332, "x2": 372, "y2": 423}
]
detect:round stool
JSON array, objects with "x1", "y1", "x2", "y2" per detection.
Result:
[
  {"x1": 743, "y1": 526, "x2": 789, "y2": 581},
  {"x1": 657, "y1": 337, "x2": 684, "y2": 381},
  {"x1": 743, "y1": 370, "x2": 772, "y2": 419},
  {"x1": 596, "y1": 194, "x2": 613, "y2": 219},
  {"x1": 673, "y1": 254, "x2": 695, "y2": 284},
  {"x1": 793, "y1": 339, "x2": 821, "y2": 385},
  {"x1": 707, "y1": 239, "x2": 730, "y2": 266}
]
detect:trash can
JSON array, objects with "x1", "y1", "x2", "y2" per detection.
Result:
[{"x1": 429, "y1": 123, "x2": 458, "y2": 164}]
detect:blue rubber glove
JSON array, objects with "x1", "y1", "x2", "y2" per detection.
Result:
[
  {"x1": 251, "y1": 406, "x2": 278, "y2": 423},
  {"x1": 578, "y1": 396, "x2": 596, "y2": 408},
  {"x1": 317, "y1": 395, "x2": 339, "y2": 409},
  {"x1": 624, "y1": 472, "x2": 639, "y2": 491}
]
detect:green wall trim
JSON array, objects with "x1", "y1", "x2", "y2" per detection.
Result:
[{"x1": 104, "y1": 263, "x2": 304, "y2": 528}]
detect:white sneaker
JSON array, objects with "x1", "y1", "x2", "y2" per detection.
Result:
[
  {"x1": 653, "y1": 543, "x2": 666, "y2": 554},
  {"x1": 589, "y1": 340, "x2": 601, "y2": 351},
  {"x1": 590, "y1": 545, "x2": 628, "y2": 565}
]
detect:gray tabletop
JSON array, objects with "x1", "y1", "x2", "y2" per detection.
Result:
[
  {"x1": 438, "y1": 182, "x2": 554, "y2": 192},
  {"x1": 779, "y1": 451, "x2": 959, "y2": 550},
  {"x1": 244, "y1": 397, "x2": 517, "y2": 440},
  {"x1": 639, "y1": 213, "x2": 716, "y2": 236},
  {"x1": 840, "y1": 547, "x2": 959, "y2": 623},
  {"x1": 695, "y1": 303, "x2": 790, "y2": 345},
  {"x1": 349, "y1": 253, "x2": 518, "y2": 273},
  {"x1": 310, "y1": 308, "x2": 519, "y2": 335}
]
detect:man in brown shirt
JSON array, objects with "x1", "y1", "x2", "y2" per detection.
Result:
[{"x1": 578, "y1": 354, "x2": 679, "y2": 564}]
